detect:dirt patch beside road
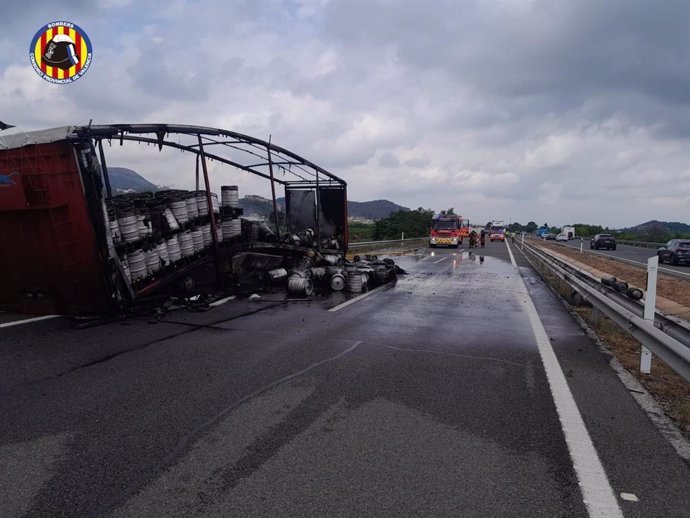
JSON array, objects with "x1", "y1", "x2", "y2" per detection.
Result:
[{"x1": 527, "y1": 240, "x2": 690, "y2": 439}]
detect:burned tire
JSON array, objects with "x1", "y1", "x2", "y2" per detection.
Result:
[{"x1": 672, "y1": 254, "x2": 679, "y2": 266}]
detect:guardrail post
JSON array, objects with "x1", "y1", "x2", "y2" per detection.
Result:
[
  {"x1": 579, "y1": 239, "x2": 583, "y2": 253},
  {"x1": 640, "y1": 256, "x2": 659, "y2": 374},
  {"x1": 591, "y1": 306, "x2": 601, "y2": 326}
]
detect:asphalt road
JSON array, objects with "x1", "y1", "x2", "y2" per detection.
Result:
[
  {"x1": 1, "y1": 240, "x2": 689, "y2": 517},
  {"x1": 541, "y1": 238, "x2": 690, "y2": 279}
]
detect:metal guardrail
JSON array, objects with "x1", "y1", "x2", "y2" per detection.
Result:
[
  {"x1": 617, "y1": 240, "x2": 665, "y2": 249},
  {"x1": 538, "y1": 235, "x2": 664, "y2": 249},
  {"x1": 348, "y1": 237, "x2": 427, "y2": 250},
  {"x1": 517, "y1": 240, "x2": 690, "y2": 382}
]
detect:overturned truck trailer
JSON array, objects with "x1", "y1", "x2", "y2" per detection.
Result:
[{"x1": 0, "y1": 124, "x2": 348, "y2": 315}]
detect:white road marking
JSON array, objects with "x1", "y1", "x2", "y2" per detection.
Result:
[
  {"x1": 0, "y1": 315, "x2": 61, "y2": 329},
  {"x1": 328, "y1": 284, "x2": 390, "y2": 312},
  {"x1": 505, "y1": 240, "x2": 623, "y2": 518},
  {"x1": 433, "y1": 257, "x2": 448, "y2": 264},
  {"x1": 620, "y1": 493, "x2": 639, "y2": 502},
  {"x1": 209, "y1": 295, "x2": 236, "y2": 307}
]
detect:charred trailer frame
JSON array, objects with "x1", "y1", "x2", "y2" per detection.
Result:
[{"x1": 0, "y1": 124, "x2": 348, "y2": 315}]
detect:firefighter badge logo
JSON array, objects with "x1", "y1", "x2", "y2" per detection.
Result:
[{"x1": 30, "y1": 21, "x2": 92, "y2": 83}]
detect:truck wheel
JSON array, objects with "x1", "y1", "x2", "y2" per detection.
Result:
[{"x1": 672, "y1": 254, "x2": 678, "y2": 266}]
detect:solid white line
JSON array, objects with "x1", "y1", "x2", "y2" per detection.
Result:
[
  {"x1": 209, "y1": 295, "x2": 236, "y2": 307},
  {"x1": 433, "y1": 257, "x2": 448, "y2": 264},
  {"x1": 0, "y1": 315, "x2": 61, "y2": 328},
  {"x1": 505, "y1": 240, "x2": 623, "y2": 517},
  {"x1": 328, "y1": 284, "x2": 389, "y2": 313}
]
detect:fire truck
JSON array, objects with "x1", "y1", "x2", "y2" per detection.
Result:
[{"x1": 429, "y1": 214, "x2": 470, "y2": 248}]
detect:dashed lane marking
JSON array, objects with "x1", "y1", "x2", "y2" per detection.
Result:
[
  {"x1": 328, "y1": 284, "x2": 390, "y2": 313},
  {"x1": 0, "y1": 315, "x2": 61, "y2": 329}
]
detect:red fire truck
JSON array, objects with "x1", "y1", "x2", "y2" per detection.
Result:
[{"x1": 429, "y1": 214, "x2": 470, "y2": 248}]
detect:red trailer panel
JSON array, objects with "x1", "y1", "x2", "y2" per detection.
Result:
[{"x1": 0, "y1": 142, "x2": 111, "y2": 314}]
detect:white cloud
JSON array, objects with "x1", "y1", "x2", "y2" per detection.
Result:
[{"x1": 1, "y1": 0, "x2": 689, "y2": 228}]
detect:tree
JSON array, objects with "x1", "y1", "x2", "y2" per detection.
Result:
[
  {"x1": 373, "y1": 208, "x2": 435, "y2": 240},
  {"x1": 525, "y1": 221, "x2": 538, "y2": 233}
]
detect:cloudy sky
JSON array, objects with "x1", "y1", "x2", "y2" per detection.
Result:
[{"x1": 1, "y1": 0, "x2": 689, "y2": 228}]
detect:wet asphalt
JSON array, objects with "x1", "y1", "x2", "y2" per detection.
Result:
[{"x1": 0, "y1": 241, "x2": 689, "y2": 517}]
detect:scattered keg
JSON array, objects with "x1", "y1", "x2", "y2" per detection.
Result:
[
  {"x1": 328, "y1": 267, "x2": 346, "y2": 291},
  {"x1": 170, "y1": 199, "x2": 189, "y2": 225},
  {"x1": 202, "y1": 224, "x2": 212, "y2": 247},
  {"x1": 145, "y1": 248, "x2": 161, "y2": 275},
  {"x1": 310, "y1": 266, "x2": 327, "y2": 281},
  {"x1": 156, "y1": 240, "x2": 170, "y2": 267},
  {"x1": 127, "y1": 249, "x2": 147, "y2": 281},
  {"x1": 323, "y1": 254, "x2": 340, "y2": 266},
  {"x1": 626, "y1": 287, "x2": 644, "y2": 300},
  {"x1": 601, "y1": 276, "x2": 617, "y2": 287},
  {"x1": 163, "y1": 208, "x2": 180, "y2": 232},
  {"x1": 163, "y1": 207, "x2": 180, "y2": 232},
  {"x1": 299, "y1": 255, "x2": 314, "y2": 269},
  {"x1": 221, "y1": 185, "x2": 240, "y2": 208},
  {"x1": 230, "y1": 218, "x2": 242, "y2": 238},
  {"x1": 375, "y1": 266, "x2": 389, "y2": 284},
  {"x1": 222, "y1": 217, "x2": 233, "y2": 239},
  {"x1": 287, "y1": 274, "x2": 314, "y2": 296},
  {"x1": 614, "y1": 281, "x2": 629, "y2": 293},
  {"x1": 191, "y1": 228, "x2": 204, "y2": 253},
  {"x1": 245, "y1": 219, "x2": 261, "y2": 241},
  {"x1": 118, "y1": 211, "x2": 140, "y2": 243},
  {"x1": 196, "y1": 191, "x2": 210, "y2": 216},
  {"x1": 345, "y1": 268, "x2": 363, "y2": 293},
  {"x1": 166, "y1": 235, "x2": 182, "y2": 263},
  {"x1": 179, "y1": 230, "x2": 194, "y2": 258},
  {"x1": 359, "y1": 268, "x2": 373, "y2": 287},
  {"x1": 186, "y1": 193, "x2": 199, "y2": 220}
]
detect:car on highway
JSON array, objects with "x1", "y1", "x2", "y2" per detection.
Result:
[
  {"x1": 555, "y1": 233, "x2": 568, "y2": 242},
  {"x1": 590, "y1": 234, "x2": 617, "y2": 250},
  {"x1": 489, "y1": 231, "x2": 505, "y2": 242},
  {"x1": 657, "y1": 239, "x2": 690, "y2": 265},
  {"x1": 543, "y1": 233, "x2": 556, "y2": 240}
]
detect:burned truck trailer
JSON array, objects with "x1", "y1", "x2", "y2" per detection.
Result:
[{"x1": 0, "y1": 124, "x2": 348, "y2": 315}]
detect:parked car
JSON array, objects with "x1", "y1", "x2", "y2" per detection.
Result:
[
  {"x1": 543, "y1": 233, "x2": 556, "y2": 240},
  {"x1": 490, "y1": 231, "x2": 505, "y2": 242},
  {"x1": 555, "y1": 233, "x2": 568, "y2": 242},
  {"x1": 590, "y1": 234, "x2": 617, "y2": 250},
  {"x1": 657, "y1": 239, "x2": 690, "y2": 265}
]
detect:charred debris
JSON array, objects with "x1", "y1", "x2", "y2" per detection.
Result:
[{"x1": 0, "y1": 123, "x2": 402, "y2": 319}]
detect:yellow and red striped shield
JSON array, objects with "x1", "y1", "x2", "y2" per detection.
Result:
[{"x1": 29, "y1": 21, "x2": 92, "y2": 83}]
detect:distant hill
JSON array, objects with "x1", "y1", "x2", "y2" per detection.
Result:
[
  {"x1": 108, "y1": 167, "x2": 159, "y2": 194},
  {"x1": 625, "y1": 220, "x2": 690, "y2": 233},
  {"x1": 619, "y1": 220, "x2": 690, "y2": 241},
  {"x1": 348, "y1": 200, "x2": 409, "y2": 220}
]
